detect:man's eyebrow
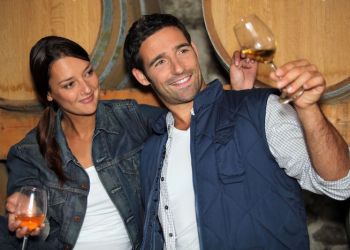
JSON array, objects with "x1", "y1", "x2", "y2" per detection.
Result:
[
  {"x1": 175, "y1": 42, "x2": 191, "y2": 52},
  {"x1": 148, "y1": 42, "x2": 191, "y2": 67}
]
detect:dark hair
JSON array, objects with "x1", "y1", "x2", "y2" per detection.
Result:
[
  {"x1": 123, "y1": 13, "x2": 191, "y2": 73},
  {"x1": 30, "y1": 36, "x2": 90, "y2": 183}
]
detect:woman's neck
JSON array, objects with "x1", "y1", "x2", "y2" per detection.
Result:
[{"x1": 61, "y1": 113, "x2": 96, "y2": 139}]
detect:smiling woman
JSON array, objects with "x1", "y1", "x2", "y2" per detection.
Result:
[
  {"x1": 0, "y1": 0, "x2": 160, "y2": 106},
  {"x1": 0, "y1": 0, "x2": 161, "y2": 160},
  {"x1": 0, "y1": 35, "x2": 164, "y2": 250}
]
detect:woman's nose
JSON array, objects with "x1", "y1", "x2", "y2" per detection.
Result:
[{"x1": 80, "y1": 80, "x2": 92, "y2": 94}]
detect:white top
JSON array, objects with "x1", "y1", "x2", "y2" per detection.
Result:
[
  {"x1": 74, "y1": 166, "x2": 131, "y2": 250},
  {"x1": 159, "y1": 94, "x2": 350, "y2": 249},
  {"x1": 159, "y1": 126, "x2": 200, "y2": 250}
]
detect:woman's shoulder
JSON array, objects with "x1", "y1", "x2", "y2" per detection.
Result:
[{"x1": 9, "y1": 127, "x2": 39, "y2": 153}]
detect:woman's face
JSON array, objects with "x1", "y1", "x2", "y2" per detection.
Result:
[{"x1": 47, "y1": 56, "x2": 99, "y2": 117}]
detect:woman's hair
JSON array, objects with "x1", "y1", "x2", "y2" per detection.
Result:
[{"x1": 30, "y1": 36, "x2": 90, "y2": 183}]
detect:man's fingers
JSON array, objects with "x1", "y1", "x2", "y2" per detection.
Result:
[{"x1": 274, "y1": 64, "x2": 319, "y2": 90}]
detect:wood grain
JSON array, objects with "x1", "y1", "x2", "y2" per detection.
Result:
[
  {"x1": 203, "y1": 0, "x2": 350, "y2": 97},
  {"x1": 0, "y1": 0, "x2": 101, "y2": 101}
]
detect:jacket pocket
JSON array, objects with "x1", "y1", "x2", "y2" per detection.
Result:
[
  {"x1": 46, "y1": 185, "x2": 68, "y2": 236},
  {"x1": 117, "y1": 146, "x2": 142, "y2": 175},
  {"x1": 114, "y1": 146, "x2": 143, "y2": 196},
  {"x1": 215, "y1": 124, "x2": 245, "y2": 184}
]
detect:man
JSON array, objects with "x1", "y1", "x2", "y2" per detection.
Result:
[{"x1": 124, "y1": 13, "x2": 350, "y2": 249}]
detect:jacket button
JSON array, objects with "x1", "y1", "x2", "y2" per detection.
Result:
[
  {"x1": 81, "y1": 183, "x2": 88, "y2": 190},
  {"x1": 165, "y1": 205, "x2": 168, "y2": 210},
  {"x1": 73, "y1": 216, "x2": 81, "y2": 222},
  {"x1": 64, "y1": 245, "x2": 72, "y2": 250}
]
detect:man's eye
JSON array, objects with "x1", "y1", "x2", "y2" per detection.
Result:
[
  {"x1": 154, "y1": 59, "x2": 165, "y2": 67},
  {"x1": 179, "y1": 48, "x2": 189, "y2": 54}
]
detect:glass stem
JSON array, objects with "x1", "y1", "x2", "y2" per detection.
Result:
[{"x1": 22, "y1": 236, "x2": 28, "y2": 250}]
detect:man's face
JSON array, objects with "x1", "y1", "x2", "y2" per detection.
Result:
[{"x1": 133, "y1": 26, "x2": 205, "y2": 109}]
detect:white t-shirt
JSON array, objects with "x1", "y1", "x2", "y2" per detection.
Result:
[
  {"x1": 161, "y1": 126, "x2": 200, "y2": 249},
  {"x1": 74, "y1": 166, "x2": 131, "y2": 250}
]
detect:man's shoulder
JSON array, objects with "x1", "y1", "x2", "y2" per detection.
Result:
[{"x1": 221, "y1": 88, "x2": 277, "y2": 108}]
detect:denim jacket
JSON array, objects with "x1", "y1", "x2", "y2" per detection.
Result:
[{"x1": 6, "y1": 100, "x2": 162, "y2": 250}]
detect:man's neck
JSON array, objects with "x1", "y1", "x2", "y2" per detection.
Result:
[{"x1": 169, "y1": 102, "x2": 193, "y2": 130}]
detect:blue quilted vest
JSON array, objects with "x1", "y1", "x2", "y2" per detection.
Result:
[{"x1": 140, "y1": 80, "x2": 309, "y2": 250}]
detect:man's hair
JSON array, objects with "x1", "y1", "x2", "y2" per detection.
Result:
[{"x1": 123, "y1": 13, "x2": 192, "y2": 73}]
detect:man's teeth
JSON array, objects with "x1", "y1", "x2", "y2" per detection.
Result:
[{"x1": 174, "y1": 76, "x2": 189, "y2": 85}]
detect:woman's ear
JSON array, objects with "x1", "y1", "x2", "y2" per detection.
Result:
[
  {"x1": 132, "y1": 68, "x2": 151, "y2": 86},
  {"x1": 47, "y1": 92, "x2": 53, "y2": 102}
]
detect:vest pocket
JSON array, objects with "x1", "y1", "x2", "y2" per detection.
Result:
[{"x1": 215, "y1": 125, "x2": 245, "y2": 184}]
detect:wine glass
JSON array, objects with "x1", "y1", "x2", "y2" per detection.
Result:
[
  {"x1": 15, "y1": 186, "x2": 48, "y2": 250},
  {"x1": 234, "y1": 14, "x2": 304, "y2": 104}
]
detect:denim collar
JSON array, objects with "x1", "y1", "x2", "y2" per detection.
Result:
[
  {"x1": 152, "y1": 79, "x2": 224, "y2": 134},
  {"x1": 54, "y1": 102, "x2": 119, "y2": 168}
]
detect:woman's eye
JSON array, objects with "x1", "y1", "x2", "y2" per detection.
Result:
[
  {"x1": 85, "y1": 68, "x2": 94, "y2": 77},
  {"x1": 63, "y1": 82, "x2": 74, "y2": 89}
]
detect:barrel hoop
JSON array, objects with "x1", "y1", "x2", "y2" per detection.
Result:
[{"x1": 90, "y1": 0, "x2": 114, "y2": 78}]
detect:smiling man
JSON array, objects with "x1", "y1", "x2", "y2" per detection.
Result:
[{"x1": 124, "y1": 14, "x2": 350, "y2": 250}]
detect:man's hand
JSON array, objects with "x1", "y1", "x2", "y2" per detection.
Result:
[
  {"x1": 6, "y1": 192, "x2": 44, "y2": 238},
  {"x1": 270, "y1": 59, "x2": 326, "y2": 109},
  {"x1": 229, "y1": 50, "x2": 257, "y2": 90}
]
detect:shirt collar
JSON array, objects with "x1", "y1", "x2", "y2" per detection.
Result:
[{"x1": 153, "y1": 79, "x2": 224, "y2": 134}]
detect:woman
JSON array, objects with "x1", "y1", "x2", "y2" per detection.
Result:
[{"x1": 0, "y1": 36, "x2": 162, "y2": 249}]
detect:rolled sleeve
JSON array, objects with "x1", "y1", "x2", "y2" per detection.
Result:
[{"x1": 265, "y1": 94, "x2": 350, "y2": 200}]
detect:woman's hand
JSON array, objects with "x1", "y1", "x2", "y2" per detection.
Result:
[{"x1": 6, "y1": 192, "x2": 44, "y2": 238}]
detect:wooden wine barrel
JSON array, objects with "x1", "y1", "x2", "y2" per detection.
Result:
[
  {"x1": 0, "y1": 0, "x2": 160, "y2": 111},
  {"x1": 0, "y1": 0, "x2": 161, "y2": 160},
  {"x1": 203, "y1": 0, "x2": 350, "y2": 144}
]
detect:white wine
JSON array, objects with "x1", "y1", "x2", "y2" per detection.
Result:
[{"x1": 241, "y1": 48, "x2": 275, "y2": 64}]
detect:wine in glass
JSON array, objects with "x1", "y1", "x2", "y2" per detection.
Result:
[
  {"x1": 234, "y1": 14, "x2": 304, "y2": 104},
  {"x1": 15, "y1": 186, "x2": 47, "y2": 250}
]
